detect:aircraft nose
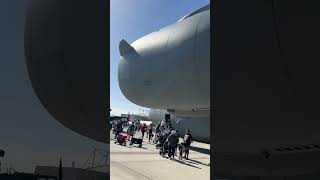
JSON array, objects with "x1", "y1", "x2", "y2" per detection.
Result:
[{"x1": 117, "y1": 37, "x2": 160, "y2": 107}]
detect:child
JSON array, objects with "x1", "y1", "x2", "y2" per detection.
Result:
[{"x1": 178, "y1": 143, "x2": 183, "y2": 160}]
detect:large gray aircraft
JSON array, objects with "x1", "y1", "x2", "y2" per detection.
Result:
[{"x1": 118, "y1": 5, "x2": 210, "y2": 143}]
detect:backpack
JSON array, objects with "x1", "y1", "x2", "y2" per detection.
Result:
[{"x1": 184, "y1": 133, "x2": 192, "y2": 146}]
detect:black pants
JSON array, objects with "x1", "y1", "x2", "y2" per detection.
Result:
[
  {"x1": 168, "y1": 145, "x2": 175, "y2": 158},
  {"x1": 184, "y1": 146, "x2": 190, "y2": 159},
  {"x1": 115, "y1": 131, "x2": 120, "y2": 139}
]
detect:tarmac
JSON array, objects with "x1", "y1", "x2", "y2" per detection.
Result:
[{"x1": 110, "y1": 131, "x2": 210, "y2": 180}]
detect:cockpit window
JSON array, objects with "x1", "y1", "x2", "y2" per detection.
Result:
[{"x1": 178, "y1": 4, "x2": 210, "y2": 22}]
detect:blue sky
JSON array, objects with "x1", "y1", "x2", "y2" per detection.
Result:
[{"x1": 110, "y1": 0, "x2": 209, "y2": 116}]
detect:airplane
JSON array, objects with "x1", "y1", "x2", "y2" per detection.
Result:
[{"x1": 118, "y1": 4, "x2": 210, "y2": 143}]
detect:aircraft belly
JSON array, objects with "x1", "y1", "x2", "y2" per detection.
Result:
[{"x1": 172, "y1": 116, "x2": 210, "y2": 143}]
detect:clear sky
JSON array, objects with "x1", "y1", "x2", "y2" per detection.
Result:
[{"x1": 110, "y1": 0, "x2": 210, "y2": 116}]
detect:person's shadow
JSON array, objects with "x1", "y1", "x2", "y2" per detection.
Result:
[
  {"x1": 185, "y1": 159, "x2": 210, "y2": 167},
  {"x1": 171, "y1": 158, "x2": 202, "y2": 169}
]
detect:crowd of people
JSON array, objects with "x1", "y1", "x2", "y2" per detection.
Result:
[
  {"x1": 153, "y1": 118, "x2": 193, "y2": 160},
  {"x1": 126, "y1": 121, "x2": 153, "y2": 141},
  {"x1": 112, "y1": 117, "x2": 193, "y2": 160}
]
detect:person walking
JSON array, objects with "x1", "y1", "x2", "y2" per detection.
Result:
[
  {"x1": 148, "y1": 124, "x2": 153, "y2": 142},
  {"x1": 141, "y1": 123, "x2": 147, "y2": 139},
  {"x1": 114, "y1": 122, "x2": 123, "y2": 140},
  {"x1": 167, "y1": 130, "x2": 179, "y2": 159},
  {"x1": 127, "y1": 122, "x2": 135, "y2": 141},
  {"x1": 160, "y1": 119, "x2": 167, "y2": 131},
  {"x1": 174, "y1": 129, "x2": 179, "y2": 156},
  {"x1": 183, "y1": 129, "x2": 193, "y2": 160}
]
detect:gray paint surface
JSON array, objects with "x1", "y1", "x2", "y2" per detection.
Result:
[
  {"x1": 148, "y1": 109, "x2": 210, "y2": 143},
  {"x1": 118, "y1": 5, "x2": 210, "y2": 111},
  {"x1": 0, "y1": 0, "x2": 106, "y2": 173},
  {"x1": 214, "y1": 0, "x2": 320, "y2": 176},
  {"x1": 24, "y1": 0, "x2": 109, "y2": 143},
  {"x1": 118, "y1": 5, "x2": 210, "y2": 144}
]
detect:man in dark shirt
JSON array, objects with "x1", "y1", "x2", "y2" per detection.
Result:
[
  {"x1": 141, "y1": 123, "x2": 147, "y2": 139},
  {"x1": 114, "y1": 122, "x2": 123, "y2": 140},
  {"x1": 183, "y1": 129, "x2": 193, "y2": 159},
  {"x1": 148, "y1": 124, "x2": 153, "y2": 142},
  {"x1": 167, "y1": 130, "x2": 179, "y2": 159},
  {"x1": 127, "y1": 122, "x2": 135, "y2": 141}
]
